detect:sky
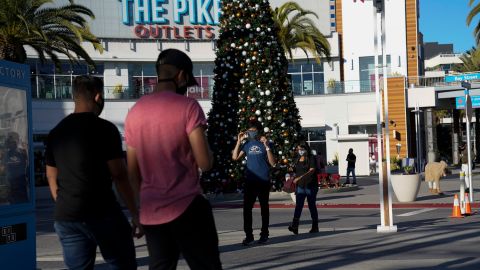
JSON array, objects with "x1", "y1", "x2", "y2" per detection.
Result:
[{"x1": 420, "y1": 0, "x2": 476, "y2": 53}]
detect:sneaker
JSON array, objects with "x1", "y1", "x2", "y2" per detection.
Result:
[
  {"x1": 288, "y1": 225, "x2": 299, "y2": 235},
  {"x1": 257, "y1": 235, "x2": 268, "y2": 244},
  {"x1": 242, "y1": 236, "x2": 254, "y2": 246}
]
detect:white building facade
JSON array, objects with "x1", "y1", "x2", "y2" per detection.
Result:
[{"x1": 28, "y1": 0, "x2": 420, "y2": 169}]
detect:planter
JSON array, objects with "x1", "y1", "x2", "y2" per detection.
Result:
[
  {"x1": 391, "y1": 174, "x2": 421, "y2": 202},
  {"x1": 326, "y1": 86, "x2": 335, "y2": 94},
  {"x1": 326, "y1": 166, "x2": 338, "y2": 174},
  {"x1": 111, "y1": 92, "x2": 123, "y2": 99}
]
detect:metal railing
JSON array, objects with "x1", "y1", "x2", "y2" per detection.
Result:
[
  {"x1": 32, "y1": 80, "x2": 381, "y2": 101},
  {"x1": 406, "y1": 76, "x2": 462, "y2": 88}
]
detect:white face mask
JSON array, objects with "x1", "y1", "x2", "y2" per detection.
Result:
[{"x1": 298, "y1": 150, "x2": 306, "y2": 156}]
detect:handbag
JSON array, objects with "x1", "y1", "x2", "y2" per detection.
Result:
[{"x1": 283, "y1": 174, "x2": 296, "y2": 193}]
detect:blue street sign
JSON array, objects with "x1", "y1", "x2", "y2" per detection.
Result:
[
  {"x1": 445, "y1": 72, "x2": 480, "y2": 83},
  {"x1": 456, "y1": 95, "x2": 480, "y2": 109}
]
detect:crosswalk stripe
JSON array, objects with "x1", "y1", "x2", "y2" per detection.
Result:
[{"x1": 396, "y1": 208, "x2": 436, "y2": 217}]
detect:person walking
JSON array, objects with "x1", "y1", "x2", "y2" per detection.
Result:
[
  {"x1": 369, "y1": 153, "x2": 376, "y2": 174},
  {"x1": 288, "y1": 144, "x2": 319, "y2": 234},
  {"x1": 232, "y1": 121, "x2": 276, "y2": 246},
  {"x1": 344, "y1": 148, "x2": 357, "y2": 186},
  {"x1": 45, "y1": 76, "x2": 141, "y2": 270},
  {"x1": 125, "y1": 49, "x2": 222, "y2": 270}
]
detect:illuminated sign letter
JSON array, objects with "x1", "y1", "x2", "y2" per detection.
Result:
[
  {"x1": 152, "y1": 0, "x2": 167, "y2": 23},
  {"x1": 189, "y1": 0, "x2": 197, "y2": 24},
  {"x1": 174, "y1": 0, "x2": 188, "y2": 24},
  {"x1": 213, "y1": 0, "x2": 221, "y2": 25},
  {"x1": 135, "y1": 0, "x2": 151, "y2": 24},
  {"x1": 197, "y1": 0, "x2": 213, "y2": 25},
  {"x1": 121, "y1": 0, "x2": 133, "y2": 24}
]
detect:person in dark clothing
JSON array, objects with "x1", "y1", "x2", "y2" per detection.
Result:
[
  {"x1": 344, "y1": 148, "x2": 357, "y2": 185},
  {"x1": 288, "y1": 143, "x2": 319, "y2": 234},
  {"x1": 232, "y1": 121, "x2": 276, "y2": 246},
  {"x1": 46, "y1": 76, "x2": 142, "y2": 270}
]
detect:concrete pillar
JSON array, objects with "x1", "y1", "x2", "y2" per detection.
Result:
[{"x1": 425, "y1": 108, "x2": 437, "y2": 163}]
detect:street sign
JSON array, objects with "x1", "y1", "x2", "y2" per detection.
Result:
[
  {"x1": 462, "y1": 81, "x2": 472, "y2": 89},
  {"x1": 455, "y1": 95, "x2": 480, "y2": 109},
  {"x1": 466, "y1": 95, "x2": 473, "y2": 122},
  {"x1": 445, "y1": 72, "x2": 480, "y2": 83}
]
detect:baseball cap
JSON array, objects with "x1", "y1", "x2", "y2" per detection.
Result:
[{"x1": 156, "y1": 49, "x2": 198, "y2": 87}]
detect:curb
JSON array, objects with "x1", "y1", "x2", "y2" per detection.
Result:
[{"x1": 212, "y1": 203, "x2": 480, "y2": 209}]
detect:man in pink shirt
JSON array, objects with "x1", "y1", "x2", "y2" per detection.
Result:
[{"x1": 125, "y1": 49, "x2": 222, "y2": 270}]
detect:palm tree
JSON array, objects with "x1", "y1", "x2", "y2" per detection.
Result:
[
  {"x1": 272, "y1": 1, "x2": 331, "y2": 63},
  {"x1": 467, "y1": 0, "x2": 480, "y2": 44},
  {"x1": 0, "y1": 0, "x2": 103, "y2": 69},
  {"x1": 453, "y1": 47, "x2": 480, "y2": 72}
]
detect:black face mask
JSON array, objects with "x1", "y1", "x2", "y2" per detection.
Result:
[
  {"x1": 95, "y1": 97, "x2": 104, "y2": 116},
  {"x1": 157, "y1": 72, "x2": 189, "y2": 96},
  {"x1": 176, "y1": 83, "x2": 188, "y2": 95}
]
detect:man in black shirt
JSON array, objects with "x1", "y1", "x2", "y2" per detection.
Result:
[
  {"x1": 345, "y1": 148, "x2": 357, "y2": 185},
  {"x1": 46, "y1": 76, "x2": 141, "y2": 270}
]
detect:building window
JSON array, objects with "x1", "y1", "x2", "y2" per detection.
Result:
[
  {"x1": 191, "y1": 62, "x2": 215, "y2": 99},
  {"x1": 302, "y1": 127, "x2": 327, "y2": 157},
  {"x1": 29, "y1": 61, "x2": 98, "y2": 99},
  {"x1": 348, "y1": 124, "x2": 377, "y2": 135},
  {"x1": 128, "y1": 62, "x2": 215, "y2": 100},
  {"x1": 288, "y1": 61, "x2": 324, "y2": 96},
  {"x1": 359, "y1": 55, "x2": 391, "y2": 92}
]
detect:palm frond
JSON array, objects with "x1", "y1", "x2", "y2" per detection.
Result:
[
  {"x1": 272, "y1": 1, "x2": 330, "y2": 63},
  {"x1": 0, "y1": 0, "x2": 101, "y2": 67}
]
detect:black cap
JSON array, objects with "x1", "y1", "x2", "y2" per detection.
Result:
[{"x1": 156, "y1": 49, "x2": 198, "y2": 87}]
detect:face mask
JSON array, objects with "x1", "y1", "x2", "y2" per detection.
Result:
[
  {"x1": 157, "y1": 71, "x2": 189, "y2": 95},
  {"x1": 94, "y1": 97, "x2": 104, "y2": 116},
  {"x1": 176, "y1": 84, "x2": 188, "y2": 95},
  {"x1": 247, "y1": 131, "x2": 258, "y2": 140},
  {"x1": 298, "y1": 150, "x2": 306, "y2": 156}
]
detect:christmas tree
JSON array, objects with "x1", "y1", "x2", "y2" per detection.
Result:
[{"x1": 202, "y1": 0, "x2": 303, "y2": 193}]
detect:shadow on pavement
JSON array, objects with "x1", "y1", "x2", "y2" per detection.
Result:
[{"x1": 223, "y1": 219, "x2": 480, "y2": 270}]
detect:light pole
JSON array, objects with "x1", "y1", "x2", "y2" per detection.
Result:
[
  {"x1": 372, "y1": 0, "x2": 396, "y2": 233},
  {"x1": 412, "y1": 103, "x2": 423, "y2": 173},
  {"x1": 462, "y1": 81, "x2": 474, "y2": 203}
]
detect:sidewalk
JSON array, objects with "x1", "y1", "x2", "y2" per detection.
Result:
[
  {"x1": 35, "y1": 170, "x2": 480, "y2": 209},
  {"x1": 205, "y1": 170, "x2": 480, "y2": 209}
]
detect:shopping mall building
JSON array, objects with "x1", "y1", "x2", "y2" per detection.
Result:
[{"x1": 27, "y1": 0, "x2": 422, "y2": 176}]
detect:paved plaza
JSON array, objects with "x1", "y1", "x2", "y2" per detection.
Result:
[{"x1": 36, "y1": 171, "x2": 480, "y2": 269}]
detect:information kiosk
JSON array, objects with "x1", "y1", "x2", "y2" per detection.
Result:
[{"x1": 0, "y1": 60, "x2": 36, "y2": 269}]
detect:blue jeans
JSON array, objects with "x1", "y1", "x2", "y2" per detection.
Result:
[
  {"x1": 293, "y1": 186, "x2": 318, "y2": 221},
  {"x1": 54, "y1": 211, "x2": 136, "y2": 270},
  {"x1": 346, "y1": 167, "x2": 356, "y2": 184}
]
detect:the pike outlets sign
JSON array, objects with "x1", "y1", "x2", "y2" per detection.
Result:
[{"x1": 120, "y1": 0, "x2": 222, "y2": 40}]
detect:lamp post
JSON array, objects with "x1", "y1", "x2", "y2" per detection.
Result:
[
  {"x1": 462, "y1": 81, "x2": 474, "y2": 203},
  {"x1": 412, "y1": 103, "x2": 423, "y2": 173},
  {"x1": 372, "y1": 0, "x2": 396, "y2": 233}
]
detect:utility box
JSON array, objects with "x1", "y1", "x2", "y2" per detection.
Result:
[{"x1": 0, "y1": 60, "x2": 36, "y2": 270}]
